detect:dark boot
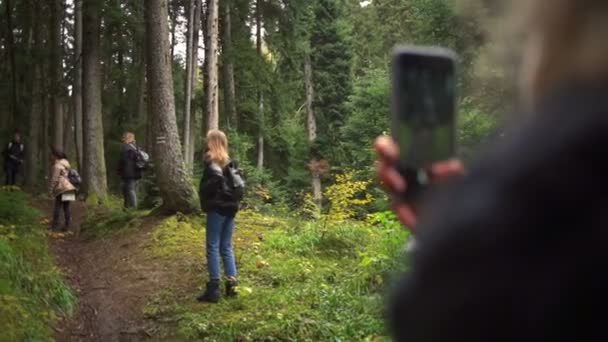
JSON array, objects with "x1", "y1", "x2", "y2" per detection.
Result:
[
  {"x1": 226, "y1": 278, "x2": 238, "y2": 298},
  {"x1": 197, "y1": 280, "x2": 221, "y2": 303}
]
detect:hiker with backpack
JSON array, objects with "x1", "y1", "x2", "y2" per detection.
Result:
[
  {"x1": 197, "y1": 129, "x2": 245, "y2": 303},
  {"x1": 49, "y1": 148, "x2": 76, "y2": 231},
  {"x1": 3, "y1": 132, "x2": 24, "y2": 186},
  {"x1": 117, "y1": 132, "x2": 148, "y2": 209}
]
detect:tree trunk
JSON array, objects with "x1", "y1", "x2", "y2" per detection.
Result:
[
  {"x1": 82, "y1": 0, "x2": 108, "y2": 201},
  {"x1": 145, "y1": 0, "x2": 199, "y2": 214},
  {"x1": 51, "y1": 0, "x2": 64, "y2": 150},
  {"x1": 222, "y1": 1, "x2": 237, "y2": 130},
  {"x1": 26, "y1": 64, "x2": 42, "y2": 191},
  {"x1": 256, "y1": 0, "x2": 264, "y2": 170},
  {"x1": 63, "y1": 103, "x2": 75, "y2": 158},
  {"x1": 4, "y1": 0, "x2": 18, "y2": 129},
  {"x1": 73, "y1": 0, "x2": 83, "y2": 168},
  {"x1": 201, "y1": 0, "x2": 209, "y2": 134},
  {"x1": 169, "y1": 0, "x2": 178, "y2": 62},
  {"x1": 305, "y1": 54, "x2": 322, "y2": 206},
  {"x1": 183, "y1": 0, "x2": 196, "y2": 167},
  {"x1": 188, "y1": 0, "x2": 202, "y2": 168},
  {"x1": 205, "y1": 0, "x2": 219, "y2": 131},
  {"x1": 42, "y1": 95, "x2": 51, "y2": 180}
]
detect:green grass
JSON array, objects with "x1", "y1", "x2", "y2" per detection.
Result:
[
  {"x1": 145, "y1": 210, "x2": 410, "y2": 341},
  {"x1": 80, "y1": 197, "x2": 149, "y2": 239},
  {"x1": 0, "y1": 190, "x2": 74, "y2": 341}
]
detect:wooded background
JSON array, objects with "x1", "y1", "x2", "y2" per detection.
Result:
[{"x1": 0, "y1": 0, "x2": 509, "y2": 214}]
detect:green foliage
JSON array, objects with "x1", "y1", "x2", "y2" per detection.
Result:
[
  {"x1": 311, "y1": 0, "x2": 353, "y2": 161},
  {"x1": 324, "y1": 171, "x2": 373, "y2": 221},
  {"x1": 340, "y1": 68, "x2": 390, "y2": 171},
  {"x1": 458, "y1": 106, "x2": 498, "y2": 160},
  {"x1": 0, "y1": 191, "x2": 74, "y2": 341},
  {"x1": 145, "y1": 210, "x2": 409, "y2": 341},
  {"x1": 80, "y1": 204, "x2": 147, "y2": 239},
  {"x1": 0, "y1": 190, "x2": 40, "y2": 225}
]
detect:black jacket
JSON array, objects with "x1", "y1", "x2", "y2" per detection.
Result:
[
  {"x1": 3, "y1": 140, "x2": 24, "y2": 170},
  {"x1": 199, "y1": 160, "x2": 239, "y2": 217},
  {"x1": 118, "y1": 144, "x2": 142, "y2": 180},
  {"x1": 391, "y1": 80, "x2": 608, "y2": 342}
]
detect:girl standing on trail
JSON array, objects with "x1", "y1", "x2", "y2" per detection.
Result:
[
  {"x1": 48, "y1": 149, "x2": 76, "y2": 231},
  {"x1": 197, "y1": 129, "x2": 240, "y2": 303}
]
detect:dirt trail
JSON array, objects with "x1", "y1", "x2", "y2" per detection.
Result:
[{"x1": 34, "y1": 200, "x2": 178, "y2": 341}]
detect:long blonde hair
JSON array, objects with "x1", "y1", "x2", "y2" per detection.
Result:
[
  {"x1": 515, "y1": 1, "x2": 608, "y2": 104},
  {"x1": 206, "y1": 129, "x2": 230, "y2": 167}
]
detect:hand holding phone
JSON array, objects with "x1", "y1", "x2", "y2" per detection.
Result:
[
  {"x1": 375, "y1": 136, "x2": 463, "y2": 229},
  {"x1": 391, "y1": 46, "x2": 458, "y2": 203}
]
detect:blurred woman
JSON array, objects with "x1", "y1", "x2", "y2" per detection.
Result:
[
  {"x1": 197, "y1": 130, "x2": 239, "y2": 303},
  {"x1": 49, "y1": 149, "x2": 76, "y2": 231},
  {"x1": 377, "y1": 1, "x2": 608, "y2": 340}
]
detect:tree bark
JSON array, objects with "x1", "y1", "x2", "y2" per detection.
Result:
[
  {"x1": 169, "y1": 0, "x2": 178, "y2": 62},
  {"x1": 145, "y1": 0, "x2": 199, "y2": 214},
  {"x1": 73, "y1": 0, "x2": 83, "y2": 168},
  {"x1": 51, "y1": 0, "x2": 64, "y2": 150},
  {"x1": 183, "y1": 0, "x2": 196, "y2": 167},
  {"x1": 205, "y1": 0, "x2": 219, "y2": 131},
  {"x1": 256, "y1": 0, "x2": 264, "y2": 170},
  {"x1": 188, "y1": 0, "x2": 202, "y2": 168},
  {"x1": 305, "y1": 54, "x2": 322, "y2": 205},
  {"x1": 26, "y1": 66, "x2": 42, "y2": 191},
  {"x1": 222, "y1": 1, "x2": 237, "y2": 130},
  {"x1": 4, "y1": 0, "x2": 19, "y2": 129},
  {"x1": 82, "y1": 0, "x2": 108, "y2": 201}
]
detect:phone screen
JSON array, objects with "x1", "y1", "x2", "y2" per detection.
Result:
[{"x1": 393, "y1": 49, "x2": 456, "y2": 169}]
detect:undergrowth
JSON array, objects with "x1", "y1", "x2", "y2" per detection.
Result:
[
  {"x1": 0, "y1": 189, "x2": 74, "y2": 341},
  {"x1": 80, "y1": 198, "x2": 148, "y2": 239},
  {"x1": 144, "y1": 209, "x2": 409, "y2": 341}
]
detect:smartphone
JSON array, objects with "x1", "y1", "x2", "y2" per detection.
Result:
[{"x1": 391, "y1": 46, "x2": 457, "y2": 202}]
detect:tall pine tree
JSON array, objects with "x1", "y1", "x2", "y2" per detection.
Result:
[{"x1": 310, "y1": 0, "x2": 352, "y2": 162}]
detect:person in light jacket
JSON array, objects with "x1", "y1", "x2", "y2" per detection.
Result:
[{"x1": 49, "y1": 149, "x2": 76, "y2": 231}]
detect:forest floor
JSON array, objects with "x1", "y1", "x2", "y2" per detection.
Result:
[
  {"x1": 34, "y1": 199, "x2": 180, "y2": 341},
  {"x1": 30, "y1": 199, "x2": 407, "y2": 341}
]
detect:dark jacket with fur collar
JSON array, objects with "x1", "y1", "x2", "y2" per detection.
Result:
[{"x1": 391, "y1": 81, "x2": 608, "y2": 341}]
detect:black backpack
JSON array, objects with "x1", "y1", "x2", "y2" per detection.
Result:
[
  {"x1": 67, "y1": 168, "x2": 82, "y2": 189},
  {"x1": 225, "y1": 164, "x2": 245, "y2": 202},
  {"x1": 210, "y1": 162, "x2": 245, "y2": 202}
]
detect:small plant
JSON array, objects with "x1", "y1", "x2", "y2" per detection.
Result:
[{"x1": 324, "y1": 171, "x2": 374, "y2": 221}]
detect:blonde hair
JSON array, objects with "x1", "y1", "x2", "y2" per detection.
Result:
[
  {"x1": 516, "y1": 1, "x2": 608, "y2": 103},
  {"x1": 122, "y1": 132, "x2": 135, "y2": 144},
  {"x1": 206, "y1": 129, "x2": 230, "y2": 167}
]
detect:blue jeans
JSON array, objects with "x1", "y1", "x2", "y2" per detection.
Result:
[
  {"x1": 206, "y1": 211, "x2": 237, "y2": 280},
  {"x1": 122, "y1": 179, "x2": 138, "y2": 208}
]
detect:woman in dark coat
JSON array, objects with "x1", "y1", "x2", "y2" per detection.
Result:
[
  {"x1": 197, "y1": 129, "x2": 240, "y2": 303},
  {"x1": 377, "y1": 1, "x2": 608, "y2": 341}
]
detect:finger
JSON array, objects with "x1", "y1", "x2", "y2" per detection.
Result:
[
  {"x1": 374, "y1": 136, "x2": 399, "y2": 164},
  {"x1": 392, "y1": 202, "x2": 417, "y2": 230},
  {"x1": 378, "y1": 162, "x2": 407, "y2": 193},
  {"x1": 431, "y1": 159, "x2": 465, "y2": 182}
]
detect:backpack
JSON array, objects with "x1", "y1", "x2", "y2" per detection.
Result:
[
  {"x1": 67, "y1": 168, "x2": 82, "y2": 189},
  {"x1": 209, "y1": 162, "x2": 245, "y2": 202},
  {"x1": 226, "y1": 164, "x2": 245, "y2": 202},
  {"x1": 6, "y1": 142, "x2": 24, "y2": 163},
  {"x1": 134, "y1": 145, "x2": 150, "y2": 170}
]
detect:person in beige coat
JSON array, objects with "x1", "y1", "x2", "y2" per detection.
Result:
[{"x1": 49, "y1": 149, "x2": 76, "y2": 231}]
